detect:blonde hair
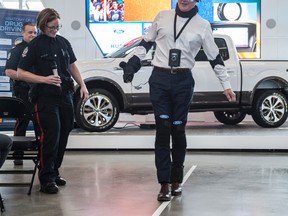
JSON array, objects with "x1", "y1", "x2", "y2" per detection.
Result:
[{"x1": 37, "y1": 8, "x2": 60, "y2": 32}]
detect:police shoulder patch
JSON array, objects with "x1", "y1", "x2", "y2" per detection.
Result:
[
  {"x1": 7, "y1": 52, "x2": 11, "y2": 60},
  {"x1": 22, "y1": 47, "x2": 28, "y2": 58}
]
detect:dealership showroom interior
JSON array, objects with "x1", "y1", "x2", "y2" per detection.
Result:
[{"x1": 1, "y1": 0, "x2": 288, "y2": 215}]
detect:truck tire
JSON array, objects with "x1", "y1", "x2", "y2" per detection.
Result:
[
  {"x1": 252, "y1": 90, "x2": 288, "y2": 128},
  {"x1": 74, "y1": 88, "x2": 119, "y2": 132},
  {"x1": 214, "y1": 111, "x2": 246, "y2": 125}
]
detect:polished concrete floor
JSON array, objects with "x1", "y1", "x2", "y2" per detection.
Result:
[{"x1": 1, "y1": 150, "x2": 288, "y2": 216}]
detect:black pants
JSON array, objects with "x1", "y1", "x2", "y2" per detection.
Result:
[
  {"x1": 34, "y1": 91, "x2": 74, "y2": 184},
  {"x1": 14, "y1": 86, "x2": 30, "y2": 136},
  {"x1": 149, "y1": 68, "x2": 194, "y2": 183},
  {"x1": 13, "y1": 86, "x2": 31, "y2": 160}
]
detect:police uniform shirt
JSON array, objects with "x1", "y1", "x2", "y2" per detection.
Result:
[
  {"x1": 17, "y1": 34, "x2": 77, "y2": 97},
  {"x1": 18, "y1": 34, "x2": 76, "y2": 79},
  {"x1": 5, "y1": 41, "x2": 28, "y2": 71},
  {"x1": 5, "y1": 41, "x2": 30, "y2": 88},
  {"x1": 134, "y1": 8, "x2": 231, "y2": 90}
]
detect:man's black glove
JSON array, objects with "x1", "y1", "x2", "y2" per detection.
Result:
[
  {"x1": 119, "y1": 55, "x2": 141, "y2": 83},
  {"x1": 119, "y1": 61, "x2": 134, "y2": 83}
]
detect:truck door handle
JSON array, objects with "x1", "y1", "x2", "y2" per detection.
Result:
[{"x1": 114, "y1": 66, "x2": 123, "y2": 70}]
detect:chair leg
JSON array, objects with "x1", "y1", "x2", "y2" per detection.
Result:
[
  {"x1": 0, "y1": 193, "x2": 5, "y2": 212},
  {"x1": 27, "y1": 159, "x2": 39, "y2": 195}
]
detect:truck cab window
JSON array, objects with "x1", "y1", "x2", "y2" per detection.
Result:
[{"x1": 195, "y1": 38, "x2": 229, "y2": 61}]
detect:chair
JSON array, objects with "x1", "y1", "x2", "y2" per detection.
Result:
[
  {"x1": 0, "y1": 97, "x2": 40, "y2": 195},
  {"x1": 0, "y1": 133, "x2": 13, "y2": 212},
  {"x1": 0, "y1": 193, "x2": 4, "y2": 212}
]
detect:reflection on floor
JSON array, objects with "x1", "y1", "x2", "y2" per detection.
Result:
[{"x1": 1, "y1": 150, "x2": 288, "y2": 216}]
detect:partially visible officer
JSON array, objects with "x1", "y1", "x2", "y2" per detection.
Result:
[
  {"x1": 121, "y1": 0, "x2": 236, "y2": 201},
  {"x1": 0, "y1": 134, "x2": 12, "y2": 168},
  {"x1": 5, "y1": 22, "x2": 37, "y2": 166},
  {"x1": 17, "y1": 8, "x2": 89, "y2": 194}
]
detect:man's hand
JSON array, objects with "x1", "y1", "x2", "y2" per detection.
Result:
[
  {"x1": 224, "y1": 88, "x2": 236, "y2": 102},
  {"x1": 119, "y1": 61, "x2": 135, "y2": 83}
]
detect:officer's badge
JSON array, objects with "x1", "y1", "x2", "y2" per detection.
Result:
[{"x1": 22, "y1": 47, "x2": 28, "y2": 58}]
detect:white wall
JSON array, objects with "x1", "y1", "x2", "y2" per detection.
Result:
[
  {"x1": 41, "y1": 0, "x2": 288, "y2": 61},
  {"x1": 261, "y1": 0, "x2": 288, "y2": 60}
]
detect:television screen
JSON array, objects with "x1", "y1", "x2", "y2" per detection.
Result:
[{"x1": 213, "y1": 27, "x2": 249, "y2": 48}]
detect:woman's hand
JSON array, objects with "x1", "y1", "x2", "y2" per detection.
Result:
[{"x1": 45, "y1": 75, "x2": 61, "y2": 86}]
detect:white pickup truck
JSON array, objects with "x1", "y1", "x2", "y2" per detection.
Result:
[{"x1": 74, "y1": 34, "x2": 288, "y2": 132}]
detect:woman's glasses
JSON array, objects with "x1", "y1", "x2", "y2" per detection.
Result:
[{"x1": 46, "y1": 24, "x2": 62, "y2": 31}]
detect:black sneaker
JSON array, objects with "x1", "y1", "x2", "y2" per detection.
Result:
[
  {"x1": 40, "y1": 182, "x2": 59, "y2": 194},
  {"x1": 55, "y1": 176, "x2": 66, "y2": 186}
]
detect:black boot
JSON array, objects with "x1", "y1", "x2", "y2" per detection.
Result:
[
  {"x1": 171, "y1": 182, "x2": 182, "y2": 196},
  {"x1": 157, "y1": 183, "x2": 171, "y2": 201},
  {"x1": 171, "y1": 166, "x2": 183, "y2": 196}
]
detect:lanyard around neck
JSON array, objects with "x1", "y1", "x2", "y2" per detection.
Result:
[{"x1": 173, "y1": 13, "x2": 193, "y2": 42}]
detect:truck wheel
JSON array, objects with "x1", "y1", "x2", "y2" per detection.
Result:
[
  {"x1": 74, "y1": 88, "x2": 119, "y2": 132},
  {"x1": 252, "y1": 90, "x2": 288, "y2": 128},
  {"x1": 214, "y1": 111, "x2": 246, "y2": 125}
]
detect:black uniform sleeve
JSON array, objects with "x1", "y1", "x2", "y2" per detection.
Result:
[
  {"x1": 139, "y1": 39, "x2": 154, "y2": 53},
  {"x1": 209, "y1": 54, "x2": 225, "y2": 69},
  {"x1": 5, "y1": 46, "x2": 21, "y2": 70},
  {"x1": 18, "y1": 43, "x2": 36, "y2": 73},
  {"x1": 61, "y1": 36, "x2": 77, "y2": 64}
]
